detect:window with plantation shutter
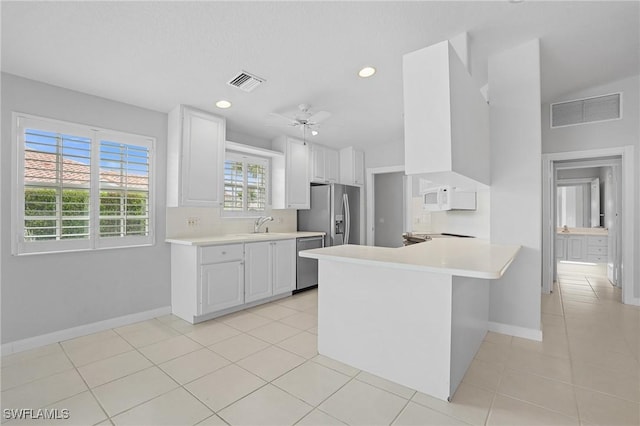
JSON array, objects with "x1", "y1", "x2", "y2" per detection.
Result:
[
  {"x1": 223, "y1": 152, "x2": 268, "y2": 216},
  {"x1": 13, "y1": 113, "x2": 154, "y2": 255},
  {"x1": 99, "y1": 140, "x2": 150, "y2": 239}
]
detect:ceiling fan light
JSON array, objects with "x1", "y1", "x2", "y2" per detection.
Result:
[
  {"x1": 358, "y1": 66, "x2": 376, "y2": 78},
  {"x1": 215, "y1": 100, "x2": 232, "y2": 109}
]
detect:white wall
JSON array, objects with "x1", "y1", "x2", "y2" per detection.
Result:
[
  {"x1": 1, "y1": 73, "x2": 171, "y2": 344},
  {"x1": 542, "y1": 75, "x2": 639, "y2": 299},
  {"x1": 363, "y1": 139, "x2": 404, "y2": 169},
  {"x1": 488, "y1": 40, "x2": 542, "y2": 337}
]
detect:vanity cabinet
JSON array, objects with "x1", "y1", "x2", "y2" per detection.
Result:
[
  {"x1": 556, "y1": 234, "x2": 587, "y2": 261},
  {"x1": 586, "y1": 236, "x2": 608, "y2": 263},
  {"x1": 272, "y1": 136, "x2": 310, "y2": 209},
  {"x1": 245, "y1": 239, "x2": 296, "y2": 303},
  {"x1": 566, "y1": 236, "x2": 587, "y2": 262},
  {"x1": 339, "y1": 146, "x2": 365, "y2": 186},
  {"x1": 311, "y1": 144, "x2": 340, "y2": 184},
  {"x1": 167, "y1": 105, "x2": 226, "y2": 207},
  {"x1": 556, "y1": 233, "x2": 608, "y2": 263}
]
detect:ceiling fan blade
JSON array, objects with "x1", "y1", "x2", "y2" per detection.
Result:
[{"x1": 307, "y1": 110, "x2": 331, "y2": 124}]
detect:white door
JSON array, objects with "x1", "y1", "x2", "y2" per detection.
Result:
[
  {"x1": 245, "y1": 242, "x2": 272, "y2": 302},
  {"x1": 272, "y1": 240, "x2": 296, "y2": 295},
  {"x1": 200, "y1": 261, "x2": 244, "y2": 314}
]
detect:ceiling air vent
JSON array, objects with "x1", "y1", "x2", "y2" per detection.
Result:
[
  {"x1": 227, "y1": 71, "x2": 265, "y2": 92},
  {"x1": 551, "y1": 93, "x2": 621, "y2": 128}
]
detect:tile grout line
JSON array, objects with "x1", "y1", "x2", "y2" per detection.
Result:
[{"x1": 58, "y1": 341, "x2": 112, "y2": 425}]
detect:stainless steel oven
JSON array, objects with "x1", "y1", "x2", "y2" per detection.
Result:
[{"x1": 296, "y1": 236, "x2": 324, "y2": 292}]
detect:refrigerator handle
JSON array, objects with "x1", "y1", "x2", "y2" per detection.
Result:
[{"x1": 343, "y1": 193, "x2": 350, "y2": 245}]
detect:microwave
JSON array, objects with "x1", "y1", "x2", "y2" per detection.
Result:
[{"x1": 421, "y1": 186, "x2": 476, "y2": 211}]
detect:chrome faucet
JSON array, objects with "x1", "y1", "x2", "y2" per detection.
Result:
[{"x1": 254, "y1": 216, "x2": 274, "y2": 233}]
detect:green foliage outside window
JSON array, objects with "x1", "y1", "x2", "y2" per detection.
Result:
[{"x1": 24, "y1": 188, "x2": 148, "y2": 240}]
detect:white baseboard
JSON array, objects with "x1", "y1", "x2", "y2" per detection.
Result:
[
  {"x1": 1, "y1": 306, "x2": 172, "y2": 356},
  {"x1": 626, "y1": 296, "x2": 640, "y2": 307},
  {"x1": 488, "y1": 321, "x2": 542, "y2": 342}
]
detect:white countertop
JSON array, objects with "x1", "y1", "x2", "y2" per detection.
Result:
[
  {"x1": 300, "y1": 238, "x2": 520, "y2": 279},
  {"x1": 556, "y1": 227, "x2": 608, "y2": 236},
  {"x1": 166, "y1": 231, "x2": 325, "y2": 246}
]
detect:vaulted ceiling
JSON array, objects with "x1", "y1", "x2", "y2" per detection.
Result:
[{"x1": 2, "y1": 1, "x2": 638, "y2": 150}]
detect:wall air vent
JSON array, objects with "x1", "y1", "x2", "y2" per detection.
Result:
[
  {"x1": 551, "y1": 93, "x2": 621, "y2": 128},
  {"x1": 227, "y1": 71, "x2": 265, "y2": 92}
]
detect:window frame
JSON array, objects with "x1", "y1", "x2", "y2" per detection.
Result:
[
  {"x1": 12, "y1": 113, "x2": 156, "y2": 255},
  {"x1": 222, "y1": 151, "x2": 270, "y2": 218}
]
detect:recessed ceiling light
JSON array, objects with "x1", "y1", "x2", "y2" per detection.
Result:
[
  {"x1": 358, "y1": 66, "x2": 376, "y2": 78},
  {"x1": 311, "y1": 130, "x2": 319, "y2": 136},
  {"x1": 215, "y1": 100, "x2": 232, "y2": 109}
]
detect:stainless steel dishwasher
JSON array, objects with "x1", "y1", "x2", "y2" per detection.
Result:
[{"x1": 296, "y1": 236, "x2": 324, "y2": 292}]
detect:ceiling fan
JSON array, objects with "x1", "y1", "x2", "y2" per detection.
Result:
[{"x1": 267, "y1": 104, "x2": 331, "y2": 141}]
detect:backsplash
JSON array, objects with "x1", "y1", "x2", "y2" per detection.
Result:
[
  {"x1": 410, "y1": 190, "x2": 490, "y2": 239},
  {"x1": 166, "y1": 207, "x2": 297, "y2": 238}
]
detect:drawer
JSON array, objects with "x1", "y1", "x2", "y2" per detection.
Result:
[
  {"x1": 587, "y1": 236, "x2": 607, "y2": 247},
  {"x1": 200, "y1": 244, "x2": 243, "y2": 264},
  {"x1": 587, "y1": 254, "x2": 607, "y2": 263},
  {"x1": 587, "y1": 245, "x2": 607, "y2": 255}
]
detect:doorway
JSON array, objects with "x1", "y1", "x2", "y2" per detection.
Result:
[
  {"x1": 542, "y1": 147, "x2": 635, "y2": 305},
  {"x1": 365, "y1": 166, "x2": 410, "y2": 247},
  {"x1": 374, "y1": 172, "x2": 405, "y2": 247},
  {"x1": 554, "y1": 160, "x2": 621, "y2": 289}
]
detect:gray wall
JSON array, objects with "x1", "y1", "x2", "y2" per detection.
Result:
[
  {"x1": 1, "y1": 73, "x2": 171, "y2": 343},
  {"x1": 542, "y1": 74, "x2": 640, "y2": 299},
  {"x1": 374, "y1": 172, "x2": 405, "y2": 248},
  {"x1": 488, "y1": 39, "x2": 542, "y2": 333}
]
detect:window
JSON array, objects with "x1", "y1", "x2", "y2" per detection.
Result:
[
  {"x1": 14, "y1": 114, "x2": 154, "y2": 254},
  {"x1": 223, "y1": 152, "x2": 268, "y2": 216}
]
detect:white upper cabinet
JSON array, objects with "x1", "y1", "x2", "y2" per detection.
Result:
[
  {"x1": 167, "y1": 105, "x2": 226, "y2": 207},
  {"x1": 272, "y1": 136, "x2": 310, "y2": 209},
  {"x1": 339, "y1": 146, "x2": 364, "y2": 186},
  {"x1": 326, "y1": 149, "x2": 340, "y2": 183},
  {"x1": 403, "y1": 40, "x2": 490, "y2": 187},
  {"x1": 310, "y1": 143, "x2": 339, "y2": 184}
]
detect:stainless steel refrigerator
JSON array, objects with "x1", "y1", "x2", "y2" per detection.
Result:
[{"x1": 298, "y1": 183, "x2": 360, "y2": 247}]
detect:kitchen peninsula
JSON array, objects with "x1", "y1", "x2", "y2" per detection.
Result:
[{"x1": 300, "y1": 238, "x2": 520, "y2": 401}]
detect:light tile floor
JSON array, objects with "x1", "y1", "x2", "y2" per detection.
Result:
[{"x1": 2, "y1": 263, "x2": 639, "y2": 425}]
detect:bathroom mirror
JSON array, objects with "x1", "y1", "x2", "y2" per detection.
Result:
[{"x1": 556, "y1": 177, "x2": 600, "y2": 228}]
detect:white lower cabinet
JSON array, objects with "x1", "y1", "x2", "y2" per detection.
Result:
[
  {"x1": 171, "y1": 238, "x2": 297, "y2": 324},
  {"x1": 201, "y1": 261, "x2": 244, "y2": 314},
  {"x1": 245, "y1": 239, "x2": 296, "y2": 303},
  {"x1": 566, "y1": 236, "x2": 587, "y2": 262},
  {"x1": 272, "y1": 239, "x2": 296, "y2": 295},
  {"x1": 556, "y1": 233, "x2": 607, "y2": 263},
  {"x1": 245, "y1": 241, "x2": 273, "y2": 303}
]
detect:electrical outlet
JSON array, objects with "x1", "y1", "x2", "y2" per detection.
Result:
[
  {"x1": 187, "y1": 217, "x2": 200, "y2": 227},
  {"x1": 276, "y1": 217, "x2": 283, "y2": 224}
]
